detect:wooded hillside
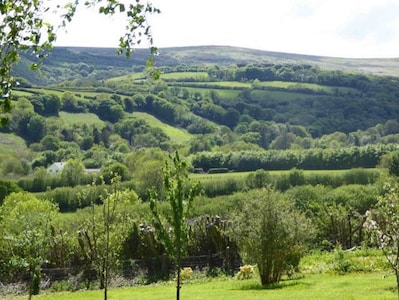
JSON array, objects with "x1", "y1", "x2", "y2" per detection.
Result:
[{"x1": 2, "y1": 45, "x2": 399, "y2": 179}]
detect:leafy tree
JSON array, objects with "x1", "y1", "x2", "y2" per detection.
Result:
[
  {"x1": 124, "y1": 148, "x2": 167, "y2": 198},
  {"x1": 245, "y1": 169, "x2": 271, "y2": 189},
  {"x1": 61, "y1": 159, "x2": 86, "y2": 187},
  {"x1": 0, "y1": 192, "x2": 58, "y2": 299},
  {"x1": 365, "y1": 180, "x2": 399, "y2": 299},
  {"x1": 26, "y1": 114, "x2": 46, "y2": 143},
  {"x1": 40, "y1": 135, "x2": 61, "y2": 151},
  {"x1": 148, "y1": 152, "x2": 201, "y2": 300},
  {"x1": 101, "y1": 162, "x2": 130, "y2": 184},
  {"x1": 77, "y1": 179, "x2": 137, "y2": 299},
  {"x1": 233, "y1": 188, "x2": 310, "y2": 285},
  {"x1": 1, "y1": 0, "x2": 159, "y2": 125},
  {"x1": 0, "y1": 179, "x2": 21, "y2": 204}
]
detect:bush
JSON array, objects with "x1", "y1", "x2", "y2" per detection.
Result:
[
  {"x1": 245, "y1": 169, "x2": 271, "y2": 189},
  {"x1": 234, "y1": 188, "x2": 311, "y2": 285},
  {"x1": 236, "y1": 265, "x2": 254, "y2": 280},
  {"x1": 0, "y1": 179, "x2": 21, "y2": 204}
]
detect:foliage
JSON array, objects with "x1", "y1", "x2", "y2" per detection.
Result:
[
  {"x1": 177, "y1": 267, "x2": 193, "y2": 284},
  {"x1": 233, "y1": 188, "x2": 311, "y2": 286},
  {"x1": 77, "y1": 178, "x2": 138, "y2": 299},
  {"x1": 192, "y1": 145, "x2": 396, "y2": 172},
  {"x1": 329, "y1": 245, "x2": 354, "y2": 275},
  {"x1": 236, "y1": 265, "x2": 255, "y2": 280},
  {"x1": 61, "y1": 159, "x2": 86, "y2": 187},
  {"x1": 0, "y1": 0, "x2": 55, "y2": 125},
  {"x1": 0, "y1": 179, "x2": 21, "y2": 204},
  {"x1": 0, "y1": 192, "x2": 58, "y2": 298},
  {"x1": 245, "y1": 169, "x2": 271, "y2": 189}
]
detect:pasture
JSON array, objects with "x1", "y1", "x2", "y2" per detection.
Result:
[
  {"x1": 59, "y1": 112, "x2": 105, "y2": 128},
  {"x1": 130, "y1": 112, "x2": 193, "y2": 143},
  {"x1": 0, "y1": 133, "x2": 28, "y2": 154},
  {"x1": 160, "y1": 71, "x2": 210, "y2": 81}
]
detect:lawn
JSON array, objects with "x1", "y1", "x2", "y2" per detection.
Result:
[{"x1": 8, "y1": 272, "x2": 397, "y2": 300}]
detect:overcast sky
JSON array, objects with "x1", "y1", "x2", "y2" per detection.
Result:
[{"x1": 53, "y1": 0, "x2": 399, "y2": 58}]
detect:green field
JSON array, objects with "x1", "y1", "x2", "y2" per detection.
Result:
[
  {"x1": 176, "y1": 81, "x2": 251, "y2": 89},
  {"x1": 0, "y1": 133, "x2": 28, "y2": 154},
  {"x1": 161, "y1": 71, "x2": 209, "y2": 81},
  {"x1": 105, "y1": 73, "x2": 146, "y2": 84},
  {"x1": 8, "y1": 272, "x2": 396, "y2": 300},
  {"x1": 59, "y1": 112, "x2": 105, "y2": 128},
  {"x1": 13, "y1": 90, "x2": 34, "y2": 97},
  {"x1": 257, "y1": 81, "x2": 329, "y2": 91},
  {"x1": 131, "y1": 112, "x2": 193, "y2": 143}
]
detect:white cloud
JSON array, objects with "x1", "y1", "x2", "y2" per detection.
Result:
[{"x1": 53, "y1": 0, "x2": 399, "y2": 58}]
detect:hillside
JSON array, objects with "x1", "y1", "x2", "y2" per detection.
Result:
[
  {"x1": 14, "y1": 46, "x2": 399, "y2": 86},
  {"x1": 2, "y1": 44, "x2": 399, "y2": 178}
]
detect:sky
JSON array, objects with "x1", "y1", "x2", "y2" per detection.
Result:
[{"x1": 53, "y1": 0, "x2": 399, "y2": 58}]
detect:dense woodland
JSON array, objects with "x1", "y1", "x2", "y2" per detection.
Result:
[{"x1": 2, "y1": 46, "x2": 399, "y2": 297}]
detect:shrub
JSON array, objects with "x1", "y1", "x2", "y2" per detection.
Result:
[
  {"x1": 236, "y1": 265, "x2": 254, "y2": 280},
  {"x1": 330, "y1": 245, "x2": 353, "y2": 275},
  {"x1": 234, "y1": 188, "x2": 311, "y2": 285},
  {"x1": 177, "y1": 267, "x2": 193, "y2": 283},
  {"x1": 245, "y1": 169, "x2": 271, "y2": 189}
]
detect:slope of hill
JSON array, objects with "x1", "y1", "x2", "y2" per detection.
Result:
[
  {"x1": 14, "y1": 45, "x2": 399, "y2": 86},
  {"x1": 159, "y1": 46, "x2": 399, "y2": 76}
]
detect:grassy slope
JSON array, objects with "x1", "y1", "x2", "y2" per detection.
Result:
[
  {"x1": 0, "y1": 133, "x2": 28, "y2": 154},
  {"x1": 131, "y1": 112, "x2": 193, "y2": 143},
  {"x1": 59, "y1": 112, "x2": 105, "y2": 128}
]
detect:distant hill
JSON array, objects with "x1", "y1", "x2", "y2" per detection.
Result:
[{"x1": 13, "y1": 46, "x2": 399, "y2": 86}]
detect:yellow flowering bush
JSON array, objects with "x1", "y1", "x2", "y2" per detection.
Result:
[{"x1": 236, "y1": 264, "x2": 254, "y2": 280}]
